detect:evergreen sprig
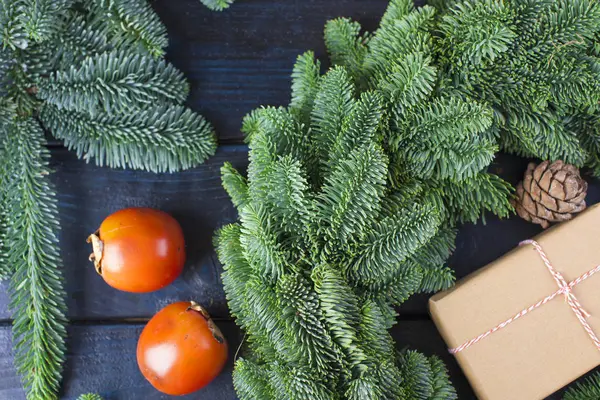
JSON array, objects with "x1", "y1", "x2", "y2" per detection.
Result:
[
  {"x1": 0, "y1": 1, "x2": 218, "y2": 398},
  {"x1": 200, "y1": 0, "x2": 236, "y2": 11},
  {"x1": 217, "y1": 47, "x2": 458, "y2": 400},
  {"x1": 217, "y1": 2, "x2": 520, "y2": 398},
  {"x1": 324, "y1": 0, "x2": 513, "y2": 229},
  {"x1": 563, "y1": 373, "x2": 600, "y2": 400},
  {"x1": 432, "y1": 0, "x2": 600, "y2": 174},
  {"x1": 77, "y1": 394, "x2": 104, "y2": 400},
  {"x1": 2, "y1": 117, "x2": 67, "y2": 400}
]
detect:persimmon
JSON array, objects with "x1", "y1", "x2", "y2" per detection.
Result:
[
  {"x1": 87, "y1": 207, "x2": 185, "y2": 293},
  {"x1": 137, "y1": 301, "x2": 228, "y2": 395}
]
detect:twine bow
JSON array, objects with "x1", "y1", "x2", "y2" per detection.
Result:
[{"x1": 449, "y1": 239, "x2": 600, "y2": 354}]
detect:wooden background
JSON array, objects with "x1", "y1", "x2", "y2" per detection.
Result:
[{"x1": 1, "y1": 1, "x2": 599, "y2": 399}]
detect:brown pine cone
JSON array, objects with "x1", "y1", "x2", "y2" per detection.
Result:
[{"x1": 512, "y1": 160, "x2": 587, "y2": 229}]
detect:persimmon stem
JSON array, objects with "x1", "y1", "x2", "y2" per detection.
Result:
[
  {"x1": 187, "y1": 301, "x2": 225, "y2": 344},
  {"x1": 86, "y1": 232, "x2": 104, "y2": 275}
]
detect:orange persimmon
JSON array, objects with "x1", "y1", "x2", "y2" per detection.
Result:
[
  {"x1": 87, "y1": 207, "x2": 185, "y2": 293},
  {"x1": 137, "y1": 301, "x2": 228, "y2": 395}
]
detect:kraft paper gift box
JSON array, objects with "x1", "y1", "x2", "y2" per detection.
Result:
[{"x1": 429, "y1": 204, "x2": 600, "y2": 400}]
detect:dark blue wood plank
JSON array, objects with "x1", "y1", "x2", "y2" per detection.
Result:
[
  {"x1": 0, "y1": 146, "x2": 249, "y2": 321},
  {"x1": 153, "y1": 0, "x2": 397, "y2": 143}
]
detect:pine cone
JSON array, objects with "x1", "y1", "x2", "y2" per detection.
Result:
[{"x1": 512, "y1": 160, "x2": 587, "y2": 229}]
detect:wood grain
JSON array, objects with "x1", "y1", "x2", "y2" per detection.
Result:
[
  {"x1": 152, "y1": 0, "x2": 400, "y2": 143},
  {"x1": 0, "y1": 321, "x2": 242, "y2": 400}
]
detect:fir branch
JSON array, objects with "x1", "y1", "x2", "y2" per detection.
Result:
[
  {"x1": 437, "y1": 172, "x2": 514, "y2": 224},
  {"x1": 290, "y1": 51, "x2": 321, "y2": 122},
  {"x1": 381, "y1": 0, "x2": 415, "y2": 26},
  {"x1": 394, "y1": 96, "x2": 496, "y2": 181},
  {"x1": 85, "y1": 0, "x2": 168, "y2": 57},
  {"x1": 0, "y1": 132, "x2": 12, "y2": 280},
  {"x1": 327, "y1": 91, "x2": 384, "y2": 172},
  {"x1": 77, "y1": 395, "x2": 104, "y2": 400},
  {"x1": 40, "y1": 103, "x2": 217, "y2": 172},
  {"x1": 238, "y1": 204, "x2": 290, "y2": 282},
  {"x1": 563, "y1": 372, "x2": 600, "y2": 400},
  {"x1": 221, "y1": 162, "x2": 250, "y2": 209},
  {"x1": 345, "y1": 372, "x2": 383, "y2": 400},
  {"x1": 44, "y1": 11, "x2": 112, "y2": 70},
  {"x1": 501, "y1": 110, "x2": 587, "y2": 166},
  {"x1": 398, "y1": 351, "x2": 457, "y2": 400},
  {"x1": 17, "y1": 0, "x2": 73, "y2": 43},
  {"x1": 373, "y1": 51, "x2": 436, "y2": 116},
  {"x1": 233, "y1": 358, "x2": 274, "y2": 400},
  {"x1": 4, "y1": 118, "x2": 67, "y2": 400},
  {"x1": 311, "y1": 67, "x2": 356, "y2": 172},
  {"x1": 200, "y1": 0, "x2": 235, "y2": 11},
  {"x1": 216, "y1": 224, "x2": 253, "y2": 327},
  {"x1": 363, "y1": 6, "x2": 436, "y2": 80},
  {"x1": 37, "y1": 50, "x2": 189, "y2": 115},
  {"x1": 269, "y1": 363, "x2": 333, "y2": 400},
  {"x1": 316, "y1": 143, "x2": 387, "y2": 250},
  {"x1": 264, "y1": 156, "x2": 314, "y2": 240},
  {"x1": 277, "y1": 273, "x2": 342, "y2": 375},
  {"x1": 0, "y1": 0, "x2": 28, "y2": 50},
  {"x1": 349, "y1": 201, "x2": 441, "y2": 286},
  {"x1": 324, "y1": 18, "x2": 369, "y2": 85},
  {"x1": 358, "y1": 300, "x2": 395, "y2": 361},
  {"x1": 311, "y1": 265, "x2": 366, "y2": 371}
]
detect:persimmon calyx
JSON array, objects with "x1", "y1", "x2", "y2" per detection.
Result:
[
  {"x1": 87, "y1": 232, "x2": 104, "y2": 275},
  {"x1": 187, "y1": 301, "x2": 225, "y2": 344}
]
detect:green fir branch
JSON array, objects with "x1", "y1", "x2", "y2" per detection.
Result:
[
  {"x1": 18, "y1": 0, "x2": 73, "y2": 43},
  {"x1": 564, "y1": 373, "x2": 600, "y2": 400},
  {"x1": 4, "y1": 118, "x2": 67, "y2": 400},
  {"x1": 219, "y1": 59, "x2": 459, "y2": 399},
  {"x1": 77, "y1": 395, "x2": 104, "y2": 400},
  {"x1": 37, "y1": 50, "x2": 189, "y2": 115},
  {"x1": 85, "y1": 0, "x2": 168, "y2": 57},
  {"x1": 0, "y1": 0, "x2": 28, "y2": 50},
  {"x1": 200, "y1": 0, "x2": 235, "y2": 11},
  {"x1": 221, "y1": 162, "x2": 250, "y2": 209},
  {"x1": 40, "y1": 103, "x2": 217, "y2": 172},
  {"x1": 233, "y1": 359, "x2": 273, "y2": 400},
  {"x1": 290, "y1": 51, "x2": 321, "y2": 122},
  {"x1": 324, "y1": 18, "x2": 369, "y2": 85}
]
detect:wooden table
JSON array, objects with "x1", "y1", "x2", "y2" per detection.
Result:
[{"x1": 1, "y1": 1, "x2": 598, "y2": 399}]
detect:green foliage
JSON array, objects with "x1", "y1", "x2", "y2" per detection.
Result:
[
  {"x1": 77, "y1": 394, "x2": 104, "y2": 400},
  {"x1": 217, "y1": 56, "x2": 457, "y2": 398},
  {"x1": 40, "y1": 103, "x2": 216, "y2": 172},
  {"x1": 3, "y1": 118, "x2": 67, "y2": 400},
  {"x1": 37, "y1": 50, "x2": 189, "y2": 115},
  {"x1": 0, "y1": 1, "x2": 218, "y2": 399},
  {"x1": 563, "y1": 373, "x2": 600, "y2": 400},
  {"x1": 433, "y1": 0, "x2": 600, "y2": 173},
  {"x1": 324, "y1": 3, "x2": 513, "y2": 229},
  {"x1": 201, "y1": 0, "x2": 236, "y2": 11},
  {"x1": 85, "y1": 0, "x2": 168, "y2": 57},
  {"x1": 399, "y1": 351, "x2": 456, "y2": 400}
]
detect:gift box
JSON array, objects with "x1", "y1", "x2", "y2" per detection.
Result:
[{"x1": 429, "y1": 204, "x2": 600, "y2": 400}]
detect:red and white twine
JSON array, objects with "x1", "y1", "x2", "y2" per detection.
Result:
[{"x1": 449, "y1": 239, "x2": 600, "y2": 354}]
